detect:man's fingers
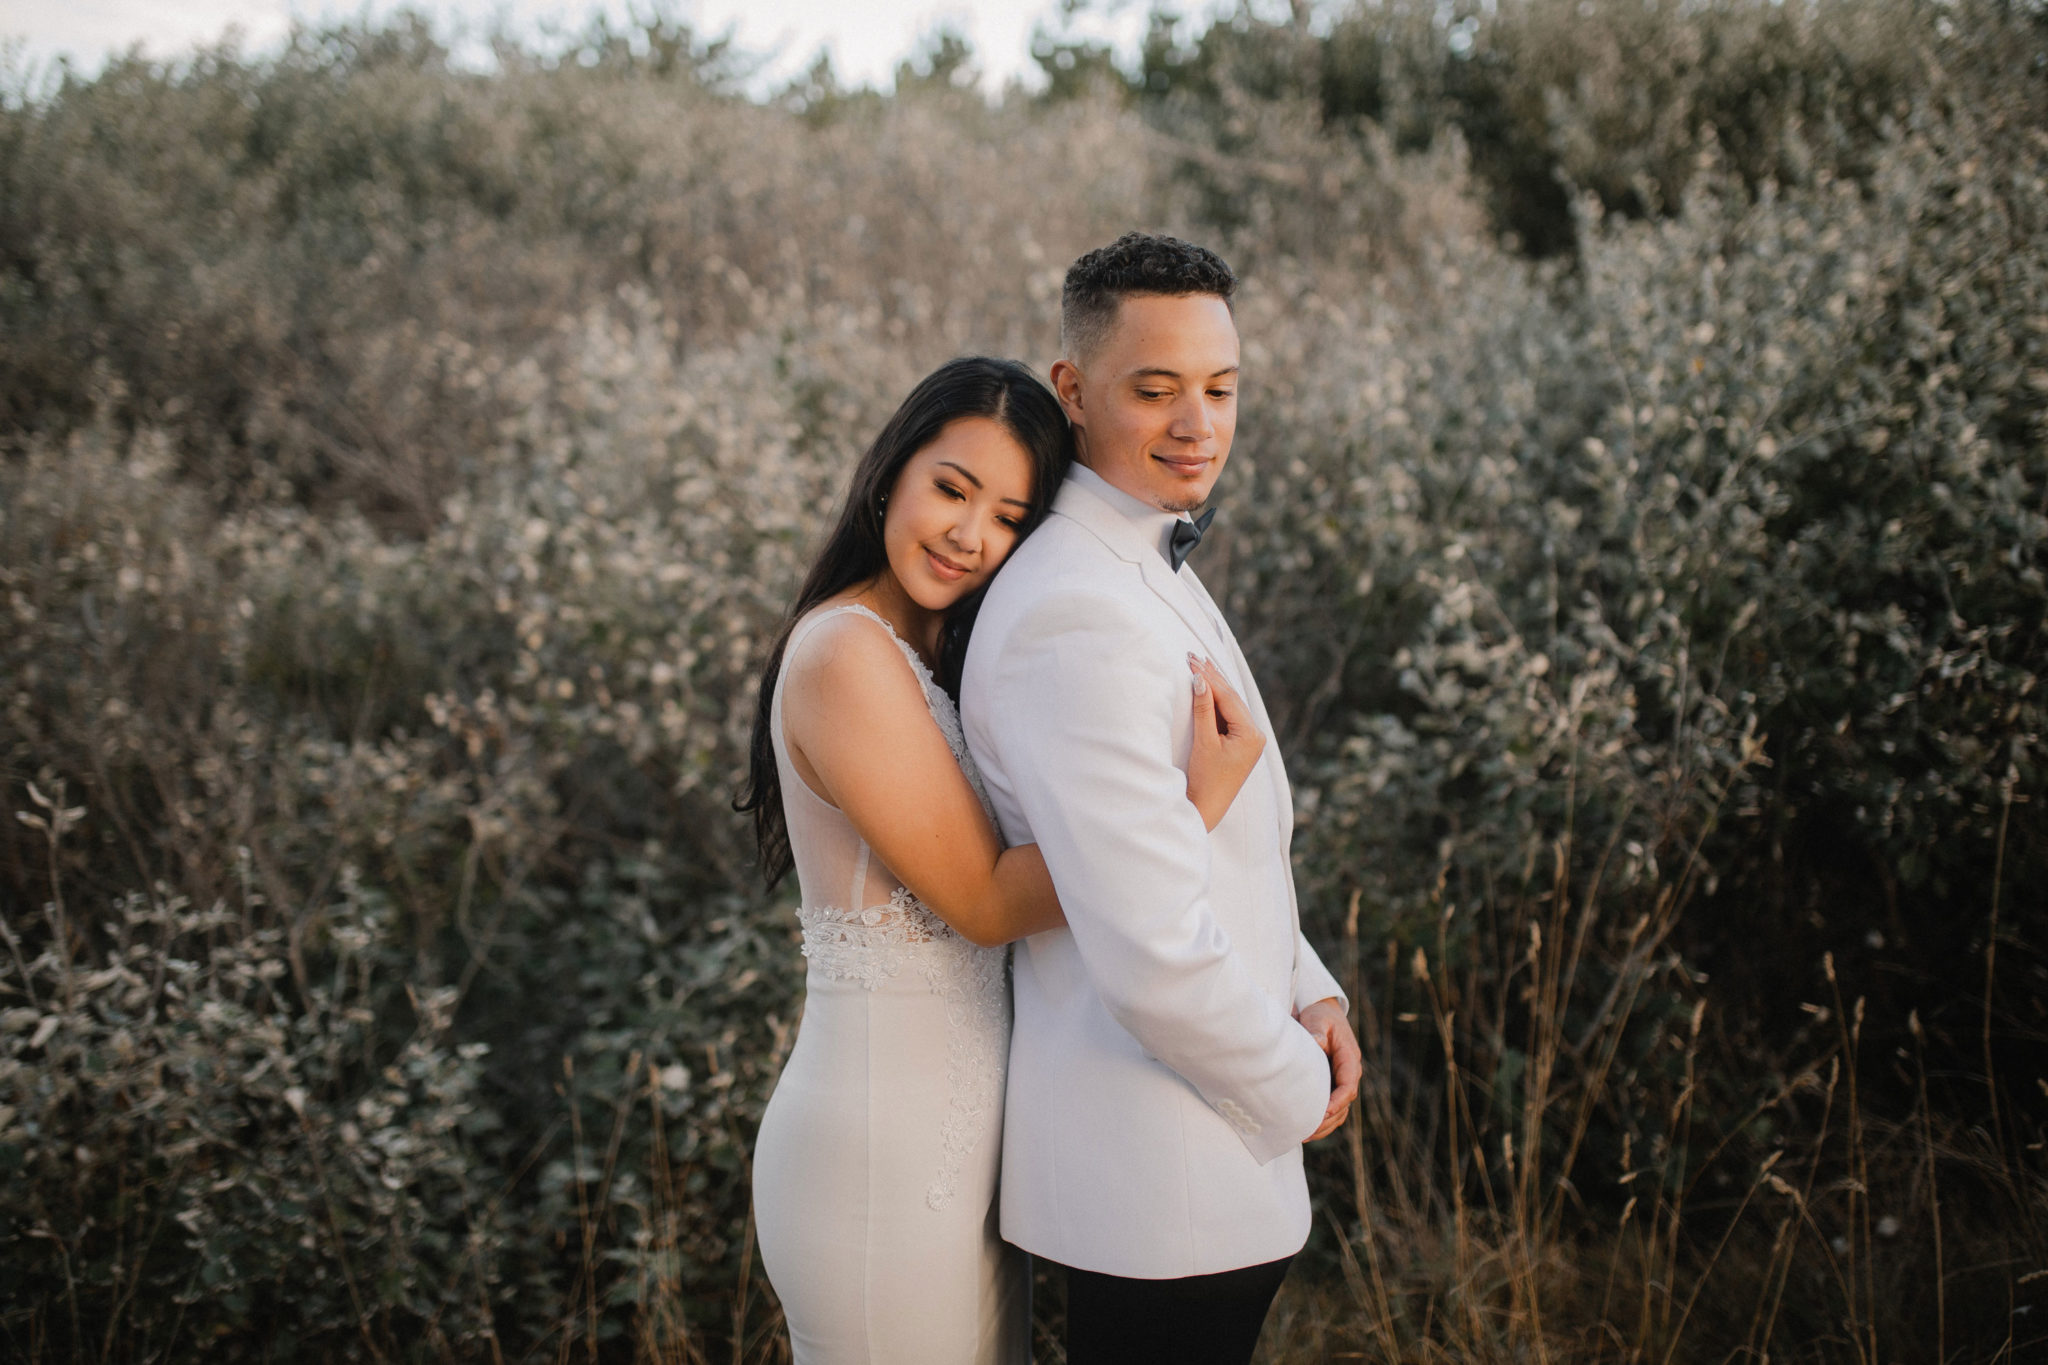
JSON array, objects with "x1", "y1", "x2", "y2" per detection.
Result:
[
  {"x1": 1307, "y1": 1078, "x2": 1357, "y2": 1141},
  {"x1": 1321, "y1": 1035, "x2": 1360, "y2": 1114},
  {"x1": 1296, "y1": 1001, "x2": 1362, "y2": 1142},
  {"x1": 1298, "y1": 1007, "x2": 1356, "y2": 1142},
  {"x1": 1333, "y1": 1035, "x2": 1363, "y2": 1091}
]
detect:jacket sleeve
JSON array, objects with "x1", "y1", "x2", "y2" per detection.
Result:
[
  {"x1": 1265, "y1": 744, "x2": 1348, "y2": 1017},
  {"x1": 991, "y1": 589, "x2": 1331, "y2": 1163},
  {"x1": 1292, "y1": 931, "x2": 1346, "y2": 1015}
]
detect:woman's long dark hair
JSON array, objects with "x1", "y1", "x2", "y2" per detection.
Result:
[{"x1": 734, "y1": 357, "x2": 1073, "y2": 889}]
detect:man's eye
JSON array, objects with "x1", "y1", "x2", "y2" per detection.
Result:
[
  {"x1": 1209, "y1": 389, "x2": 1235, "y2": 400},
  {"x1": 1137, "y1": 389, "x2": 1168, "y2": 400}
]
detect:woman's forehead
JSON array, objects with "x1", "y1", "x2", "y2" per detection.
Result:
[{"x1": 915, "y1": 417, "x2": 1034, "y2": 489}]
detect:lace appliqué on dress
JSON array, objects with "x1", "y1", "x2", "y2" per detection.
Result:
[
  {"x1": 923, "y1": 935, "x2": 1008, "y2": 1211},
  {"x1": 796, "y1": 889, "x2": 1009, "y2": 1212},
  {"x1": 791, "y1": 603, "x2": 1010, "y2": 1211},
  {"x1": 797, "y1": 886, "x2": 944, "y2": 990}
]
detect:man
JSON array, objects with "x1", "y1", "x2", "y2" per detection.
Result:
[{"x1": 960, "y1": 232, "x2": 1362, "y2": 1363}]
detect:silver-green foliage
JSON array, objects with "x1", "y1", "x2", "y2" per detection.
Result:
[{"x1": 1, "y1": 2, "x2": 2043, "y2": 1358}]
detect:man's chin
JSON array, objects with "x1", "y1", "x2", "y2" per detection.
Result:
[
  {"x1": 1144, "y1": 464, "x2": 1219, "y2": 513},
  {"x1": 1155, "y1": 481, "x2": 1218, "y2": 514}
]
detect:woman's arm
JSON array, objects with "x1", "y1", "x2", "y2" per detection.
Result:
[
  {"x1": 782, "y1": 612, "x2": 1057, "y2": 947},
  {"x1": 982, "y1": 660, "x2": 1266, "y2": 936},
  {"x1": 784, "y1": 618, "x2": 1268, "y2": 947}
]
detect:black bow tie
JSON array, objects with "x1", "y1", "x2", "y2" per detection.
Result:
[{"x1": 1168, "y1": 508, "x2": 1217, "y2": 572}]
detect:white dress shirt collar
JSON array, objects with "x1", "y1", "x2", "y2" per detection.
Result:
[{"x1": 1065, "y1": 462, "x2": 1192, "y2": 567}]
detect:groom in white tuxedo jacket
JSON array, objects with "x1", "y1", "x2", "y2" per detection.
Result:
[{"x1": 961, "y1": 233, "x2": 1362, "y2": 1362}]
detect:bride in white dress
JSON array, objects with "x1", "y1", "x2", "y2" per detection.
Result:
[{"x1": 737, "y1": 358, "x2": 1269, "y2": 1363}]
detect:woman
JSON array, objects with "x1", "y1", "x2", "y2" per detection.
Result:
[{"x1": 738, "y1": 357, "x2": 1266, "y2": 1362}]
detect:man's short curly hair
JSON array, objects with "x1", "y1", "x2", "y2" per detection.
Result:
[{"x1": 1060, "y1": 231, "x2": 1237, "y2": 361}]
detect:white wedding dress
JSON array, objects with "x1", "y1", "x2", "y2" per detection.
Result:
[{"x1": 752, "y1": 603, "x2": 1031, "y2": 1364}]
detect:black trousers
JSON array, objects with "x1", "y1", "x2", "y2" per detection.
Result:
[{"x1": 1057, "y1": 1253, "x2": 1295, "y2": 1365}]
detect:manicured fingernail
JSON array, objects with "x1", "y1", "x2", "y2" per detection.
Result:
[{"x1": 1192, "y1": 672, "x2": 1209, "y2": 695}]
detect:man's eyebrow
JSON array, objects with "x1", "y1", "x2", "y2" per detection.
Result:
[
  {"x1": 1129, "y1": 365, "x2": 1241, "y2": 380},
  {"x1": 937, "y1": 460, "x2": 1030, "y2": 508}
]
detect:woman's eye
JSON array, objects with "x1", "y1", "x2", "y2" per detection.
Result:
[
  {"x1": 935, "y1": 481, "x2": 964, "y2": 500},
  {"x1": 997, "y1": 517, "x2": 1022, "y2": 531}
]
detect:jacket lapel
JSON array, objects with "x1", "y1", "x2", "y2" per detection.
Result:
[
  {"x1": 1050, "y1": 478, "x2": 1233, "y2": 661},
  {"x1": 1137, "y1": 555, "x2": 1234, "y2": 662},
  {"x1": 1051, "y1": 476, "x2": 1310, "y2": 979},
  {"x1": 1180, "y1": 570, "x2": 1272, "y2": 744},
  {"x1": 1181, "y1": 567, "x2": 1296, "y2": 877}
]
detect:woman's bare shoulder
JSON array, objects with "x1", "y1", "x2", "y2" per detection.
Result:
[{"x1": 781, "y1": 606, "x2": 927, "y2": 716}]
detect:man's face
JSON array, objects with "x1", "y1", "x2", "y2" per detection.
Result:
[{"x1": 1052, "y1": 292, "x2": 1239, "y2": 514}]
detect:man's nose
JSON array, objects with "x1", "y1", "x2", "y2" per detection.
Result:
[{"x1": 1168, "y1": 393, "x2": 1214, "y2": 441}]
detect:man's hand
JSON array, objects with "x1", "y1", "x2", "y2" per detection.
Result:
[{"x1": 1296, "y1": 996, "x2": 1361, "y2": 1142}]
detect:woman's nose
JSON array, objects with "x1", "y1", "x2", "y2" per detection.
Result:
[{"x1": 949, "y1": 511, "x2": 982, "y2": 554}]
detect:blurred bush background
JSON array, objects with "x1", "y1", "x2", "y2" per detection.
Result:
[{"x1": 2, "y1": 1, "x2": 2043, "y2": 1359}]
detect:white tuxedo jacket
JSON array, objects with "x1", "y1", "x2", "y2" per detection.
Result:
[{"x1": 960, "y1": 468, "x2": 1346, "y2": 1279}]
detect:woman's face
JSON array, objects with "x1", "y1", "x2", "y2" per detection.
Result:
[{"x1": 882, "y1": 416, "x2": 1037, "y2": 612}]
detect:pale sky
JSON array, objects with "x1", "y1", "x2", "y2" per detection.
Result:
[{"x1": 0, "y1": 0, "x2": 1184, "y2": 96}]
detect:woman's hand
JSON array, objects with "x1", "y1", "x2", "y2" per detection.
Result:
[{"x1": 1185, "y1": 654, "x2": 1266, "y2": 832}]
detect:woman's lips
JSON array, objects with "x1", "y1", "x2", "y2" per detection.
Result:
[{"x1": 925, "y1": 547, "x2": 969, "y2": 581}]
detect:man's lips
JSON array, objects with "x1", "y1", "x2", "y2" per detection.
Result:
[
  {"x1": 924, "y1": 546, "x2": 970, "y2": 581},
  {"x1": 1151, "y1": 451, "x2": 1212, "y2": 476}
]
